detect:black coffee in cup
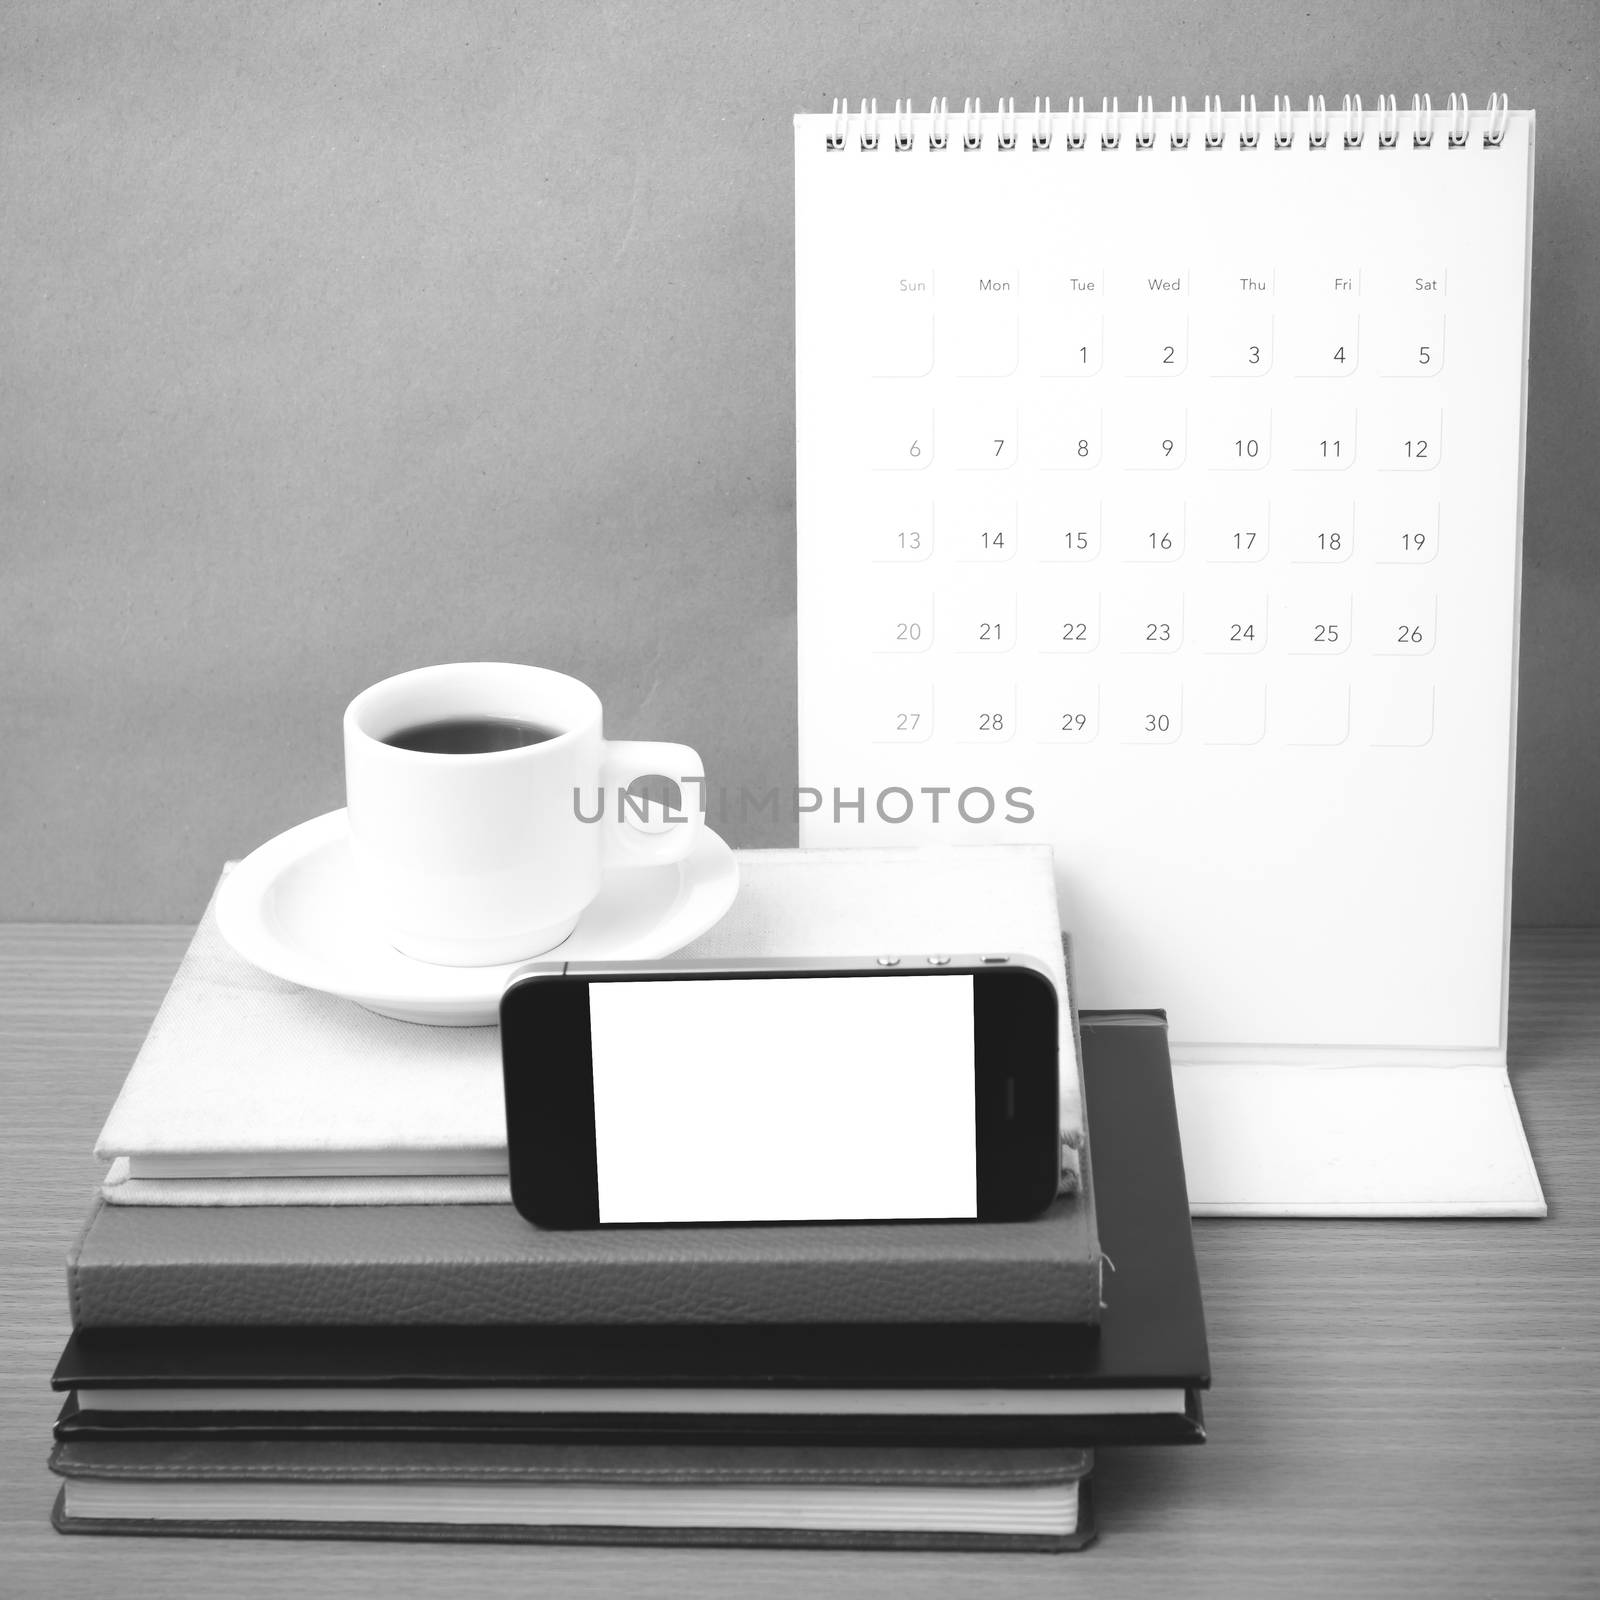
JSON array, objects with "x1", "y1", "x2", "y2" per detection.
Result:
[{"x1": 382, "y1": 716, "x2": 562, "y2": 755}]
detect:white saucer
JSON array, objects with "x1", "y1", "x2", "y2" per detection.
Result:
[{"x1": 215, "y1": 809, "x2": 740, "y2": 1025}]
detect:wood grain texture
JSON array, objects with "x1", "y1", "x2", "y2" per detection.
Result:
[{"x1": 2, "y1": 926, "x2": 1598, "y2": 1598}]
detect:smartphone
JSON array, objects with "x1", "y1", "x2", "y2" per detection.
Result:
[{"x1": 500, "y1": 954, "x2": 1060, "y2": 1229}]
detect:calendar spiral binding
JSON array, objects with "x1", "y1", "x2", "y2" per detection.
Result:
[{"x1": 824, "y1": 93, "x2": 1512, "y2": 153}]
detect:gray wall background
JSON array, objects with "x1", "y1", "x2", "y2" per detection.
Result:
[{"x1": 4, "y1": 0, "x2": 1597, "y2": 925}]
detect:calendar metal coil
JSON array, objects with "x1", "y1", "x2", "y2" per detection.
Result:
[{"x1": 824, "y1": 94, "x2": 1510, "y2": 153}]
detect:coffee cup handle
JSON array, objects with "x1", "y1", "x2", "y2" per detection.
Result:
[{"x1": 599, "y1": 741, "x2": 706, "y2": 867}]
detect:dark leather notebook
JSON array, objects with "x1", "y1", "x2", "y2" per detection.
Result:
[
  {"x1": 50, "y1": 1437, "x2": 1096, "y2": 1553},
  {"x1": 67, "y1": 1192, "x2": 1100, "y2": 1328},
  {"x1": 54, "y1": 1014, "x2": 1207, "y2": 1447}
]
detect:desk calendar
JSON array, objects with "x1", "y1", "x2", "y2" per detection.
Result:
[{"x1": 794, "y1": 96, "x2": 1543, "y2": 1215}]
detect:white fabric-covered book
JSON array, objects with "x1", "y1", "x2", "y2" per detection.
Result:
[
  {"x1": 96, "y1": 845, "x2": 1081, "y2": 1206},
  {"x1": 50, "y1": 1438, "x2": 1095, "y2": 1552}
]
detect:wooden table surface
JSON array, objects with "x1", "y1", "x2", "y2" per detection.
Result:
[{"x1": 2, "y1": 926, "x2": 1597, "y2": 1599}]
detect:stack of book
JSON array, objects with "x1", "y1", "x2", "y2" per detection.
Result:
[{"x1": 48, "y1": 847, "x2": 1208, "y2": 1553}]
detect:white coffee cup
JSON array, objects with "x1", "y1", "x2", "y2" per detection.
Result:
[{"x1": 343, "y1": 662, "x2": 704, "y2": 966}]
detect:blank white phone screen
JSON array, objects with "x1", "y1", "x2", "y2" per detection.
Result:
[{"x1": 588, "y1": 975, "x2": 977, "y2": 1223}]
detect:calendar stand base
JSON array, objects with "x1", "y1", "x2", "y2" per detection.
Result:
[{"x1": 1171, "y1": 1063, "x2": 1546, "y2": 1217}]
